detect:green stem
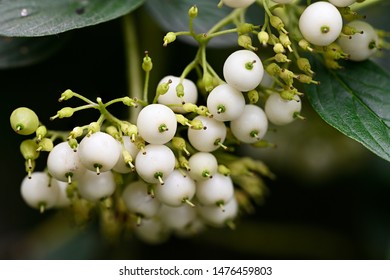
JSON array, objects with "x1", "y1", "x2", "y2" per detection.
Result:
[
  {"x1": 207, "y1": 8, "x2": 244, "y2": 35},
  {"x1": 122, "y1": 13, "x2": 143, "y2": 123}
]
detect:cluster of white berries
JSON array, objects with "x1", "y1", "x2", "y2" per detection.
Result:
[{"x1": 12, "y1": 0, "x2": 386, "y2": 244}]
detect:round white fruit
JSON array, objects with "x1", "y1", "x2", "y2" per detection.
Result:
[
  {"x1": 47, "y1": 141, "x2": 86, "y2": 183},
  {"x1": 113, "y1": 136, "x2": 139, "y2": 173},
  {"x1": 198, "y1": 197, "x2": 238, "y2": 227},
  {"x1": 328, "y1": 0, "x2": 356, "y2": 7},
  {"x1": 122, "y1": 180, "x2": 161, "y2": 218},
  {"x1": 187, "y1": 116, "x2": 227, "y2": 152},
  {"x1": 155, "y1": 170, "x2": 196, "y2": 207},
  {"x1": 230, "y1": 104, "x2": 268, "y2": 143},
  {"x1": 207, "y1": 83, "x2": 246, "y2": 121},
  {"x1": 78, "y1": 131, "x2": 121, "y2": 174},
  {"x1": 222, "y1": 0, "x2": 256, "y2": 8},
  {"x1": 20, "y1": 172, "x2": 60, "y2": 211},
  {"x1": 135, "y1": 144, "x2": 176, "y2": 184},
  {"x1": 299, "y1": 1, "x2": 343, "y2": 46},
  {"x1": 223, "y1": 49, "x2": 264, "y2": 92},
  {"x1": 159, "y1": 204, "x2": 197, "y2": 230},
  {"x1": 77, "y1": 170, "x2": 116, "y2": 201},
  {"x1": 264, "y1": 93, "x2": 302, "y2": 125},
  {"x1": 196, "y1": 173, "x2": 234, "y2": 206},
  {"x1": 338, "y1": 20, "x2": 379, "y2": 61},
  {"x1": 137, "y1": 104, "x2": 177, "y2": 145},
  {"x1": 188, "y1": 152, "x2": 218, "y2": 181}
]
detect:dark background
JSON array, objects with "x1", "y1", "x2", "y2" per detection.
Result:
[{"x1": 1, "y1": 5, "x2": 390, "y2": 259}]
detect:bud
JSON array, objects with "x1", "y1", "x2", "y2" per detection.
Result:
[
  {"x1": 188, "y1": 5, "x2": 198, "y2": 18},
  {"x1": 59, "y1": 89, "x2": 75, "y2": 101},
  {"x1": 237, "y1": 23, "x2": 256, "y2": 35},
  {"x1": 36, "y1": 138, "x2": 54, "y2": 152},
  {"x1": 273, "y1": 42, "x2": 285, "y2": 54},
  {"x1": 176, "y1": 83, "x2": 184, "y2": 98},
  {"x1": 69, "y1": 126, "x2": 84, "y2": 139},
  {"x1": 35, "y1": 125, "x2": 47, "y2": 142},
  {"x1": 51, "y1": 107, "x2": 74, "y2": 120},
  {"x1": 142, "y1": 51, "x2": 153, "y2": 72},
  {"x1": 163, "y1": 32, "x2": 176, "y2": 47},
  {"x1": 87, "y1": 122, "x2": 100, "y2": 135},
  {"x1": 297, "y1": 57, "x2": 314, "y2": 75},
  {"x1": 270, "y1": 16, "x2": 288, "y2": 34},
  {"x1": 257, "y1": 31, "x2": 269, "y2": 46},
  {"x1": 247, "y1": 90, "x2": 259, "y2": 104},
  {"x1": 238, "y1": 35, "x2": 257, "y2": 51}
]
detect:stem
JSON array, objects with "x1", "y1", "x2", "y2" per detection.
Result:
[{"x1": 122, "y1": 13, "x2": 143, "y2": 123}]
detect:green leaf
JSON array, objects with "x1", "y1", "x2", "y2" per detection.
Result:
[
  {"x1": 145, "y1": 0, "x2": 263, "y2": 48},
  {"x1": 0, "y1": 35, "x2": 68, "y2": 68},
  {"x1": 0, "y1": 0, "x2": 144, "y2": 37},
  {"x1": 306, "y1": 58, "x2": 390, "y2": 162}
]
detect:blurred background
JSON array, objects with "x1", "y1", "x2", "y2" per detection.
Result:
[{"x1": 1, "y1": 2, "x2": 390, "y2": 259}]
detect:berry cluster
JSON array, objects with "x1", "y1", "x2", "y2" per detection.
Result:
[{"x1": 10, "y1": 0, "x2": 388, "y2": 244}]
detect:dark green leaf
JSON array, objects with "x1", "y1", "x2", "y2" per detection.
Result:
[
  {"x1": 145, "y1": 0, "x2": 263, "y2": 48},
  {"x1": 0, "y1": 35, "x2": 68, "y2": 68},
  {"x1": 306, "y1": 58, "x2": 390, "y2": 162},
  {"x1": 0, "y1": 0, "x2": 144, "y2": 37}
]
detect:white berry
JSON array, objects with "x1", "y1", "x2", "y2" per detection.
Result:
[
  {"x1": 338, "y1": 20, "x2": 379, "y2": 61},
  {"x1": 223, "y1": 49, "x2": 264, "y2": 92},
  {"x1": 230, "y1": 104, "x2": 268, "y2": 143},
  {"x1": 134, "y1": 217, "x2": 170, "y2": 244},
  {"x1": 196, "y1": 173, "x2": 234, "y2": 207},
  {"x1": 135, "y1": 144, "x2": 175, "y2": 184},
  {"x1": 137, "y1": 104, "x2": 177, "y2": 145},
  {"x1": 77, "y1": 170, "x2": 116, "y2": 201},
  {"x1": 264, "y1": 93, "x2": 302, "y2": 125},
  {"x1": 222, "y1": 0, "x2": 256, "y2": 8},
  {"x1": 122, "y1": 180, "x2": 161, "y2": 219},
  {"x1": 155, "y1": 170, "x2": 196, "y2": 207},
  {"x1": 188, "y1": 152, "x2": 218, "y2": 181},
  {"x1": 78, "y1": 131, "x2": 121, "y2": 174},
  {"x1": 207, "y1": 84, "x2": 245, "y2": 121},
  {"x1": 157, "y1": 75, "x2": 198, "y2": 113},
  {"x1": 55, "y1": 180, "x2": 72, "y2": 208},
  {"x1": 20, "y1": 172, "x2": 60, "y2": 211},
  {"x1": 328, "y1": 0, "x2": 356, "y2": 7},
  {"x1": 188, "y1": 116, "x2": 227, "y2": 152},
  {"x1": 198, "y1": 197, "x2": 238, "y2": 227},
  {"x1": 299, "y1": 1, "x2": 343, "y2": 46},
  {"x1": 47, "y1": 141, "x2": 86, "y2": 183},
  {"x1": 159, "y1": 204, "x2": 197, "y2": 230}
]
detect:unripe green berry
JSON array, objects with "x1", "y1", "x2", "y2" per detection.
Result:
[
  {"x1": 20, "y1": 139, "x2": 39, "y2": 161},
  {"x1": 10, "y1": 107, "x2": 39, "y2": 135}
]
